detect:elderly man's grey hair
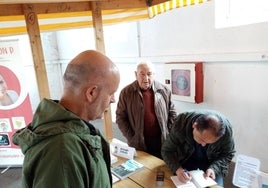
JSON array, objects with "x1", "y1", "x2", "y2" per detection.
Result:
[{"x1": 136, "y1": 61, "x2": 155, "y2": 73}]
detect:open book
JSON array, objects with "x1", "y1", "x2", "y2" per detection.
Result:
[
  {"x1": 111, "y1": 159, "x2": 144, "y2": 180},
  {"x1": 171, "y1": 169, "x2": 217, "y2": 188}
]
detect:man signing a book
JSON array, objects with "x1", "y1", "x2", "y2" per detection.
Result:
[{"x1": 161, "y1": 110, "x2": 236, "y2": 187}]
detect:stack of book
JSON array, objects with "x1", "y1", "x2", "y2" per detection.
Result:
[{"x1": 111, "y1": 159, "x2": 144, "y2": 180}]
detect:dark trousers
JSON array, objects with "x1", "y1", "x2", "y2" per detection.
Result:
[{"x1": 144, "y1": 136, "x2": 162, "y2": 159}]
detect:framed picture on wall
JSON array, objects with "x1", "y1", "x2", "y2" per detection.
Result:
[{"x1": 165, "y1": 62, "x2": 203, "y2": 103}]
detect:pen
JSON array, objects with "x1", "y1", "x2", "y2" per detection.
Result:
[
  {"x1": 183, "y1": 168, "x2": 192, "y2": 181},
  {"x1": 1, "y1": 166, "x2": 10, "y2": 174}
]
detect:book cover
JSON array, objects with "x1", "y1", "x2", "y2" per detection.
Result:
[
  {"x1": 111, "y1": 159, "x2": 144, "y2": 179},
  {"x1": 171, "y1": 169, "x2": 217, "y2": 188}
]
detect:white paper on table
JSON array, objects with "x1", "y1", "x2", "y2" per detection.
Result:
[{"x1": 233, "y1": 154, "x2": 261, "y2": 188}]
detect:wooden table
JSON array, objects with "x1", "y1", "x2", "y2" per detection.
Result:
[
  {"x1": 112, "y1": 150, "x2": 175, "y2": 188},
  {"x1": 0, "y1": 150, "x2": 222, "y2": 188},
  {"x1": 112, "y1": 150, "x2": 222, "y2": 188}
]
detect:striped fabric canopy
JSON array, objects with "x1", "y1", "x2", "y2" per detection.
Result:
[
  {"x1": 0, "y1": 0, "x2": 210, "y2": 35},
  {"x1": 148, "y1": 0, "x2": 209, "y2": 17}
]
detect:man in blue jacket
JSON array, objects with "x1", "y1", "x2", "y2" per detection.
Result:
[{"x1": 161, "y1": 110, "x2": 235, "y2": 187}]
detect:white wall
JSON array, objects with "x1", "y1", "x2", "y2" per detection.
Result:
[
  {"x1": 91, "y1": 2, "x2": 268, "y2": 171},
  {"x1": 137, "y1": 2, "x2": 268, "y2": 172},
  {"x1": 133, "y1": 2, "x2": 268, "y2": 172},
  {"x1": 138, "y1": 1, "x2": 268, "y2": 61},
  {"x1": 1, "y1": 1, "x2": 267, "y2": 172}
]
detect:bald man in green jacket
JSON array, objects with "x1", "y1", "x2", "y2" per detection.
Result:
[{"x1": 13, "y1": 50, "x2": 120, "y2": 188}]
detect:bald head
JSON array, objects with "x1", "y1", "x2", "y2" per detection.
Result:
[
  {"x1": 63, "y1": 50, "x2": 117, "y2": 91},
  {"x1": 60, "y1": 50, "x2": 120, "y2": 121},
  {"x1": 195, "y1": 114, "x2": 226, "y2": 138}
]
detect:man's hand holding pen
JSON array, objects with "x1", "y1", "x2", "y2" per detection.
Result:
[{"x1": 176, "y1": 167, "x2": 192, "y2": 183}]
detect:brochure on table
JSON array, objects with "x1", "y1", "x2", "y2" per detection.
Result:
[
  {"x1": 111, "y1": 159, "x2": 144, "y2": 180},
  {"x1": 233, "y1": 154, "x2": 268, "y2": 188},
  {"x1": 110, "y1": 138, "x2": 136, "y2": 160},
  {"x1": 110, "y1": 138, "x2": 139, "y2": 184}
]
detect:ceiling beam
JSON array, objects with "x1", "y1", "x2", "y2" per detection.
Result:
[
  {"x1": 0, "y1": 0, "x2": 170, "y2": 16},
  {"x1": 0, "y1": 0, "x2": 105, "y2": 4},
  {"x1": 0, "y1": 3, "x2": 92, "y2": 16}
]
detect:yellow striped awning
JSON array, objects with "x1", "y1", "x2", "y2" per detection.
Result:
[
  {"x1": 0, "y1": 0, "x2": 210, "y2": 36},
  {"x1": 148, "y1": 0, "x2": 210, "y2": 18}
]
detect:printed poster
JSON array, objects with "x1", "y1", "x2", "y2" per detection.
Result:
[{"x1": 0, "y1": 39, "x2": 33, "y2": 167}]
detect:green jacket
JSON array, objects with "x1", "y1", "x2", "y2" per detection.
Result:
[
  {"x1": 161, "y1": 110, "x2": 235, "y2": 177},
  {"x1": 12, "y1": 99, "x2": 112, "y2": 188}
]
